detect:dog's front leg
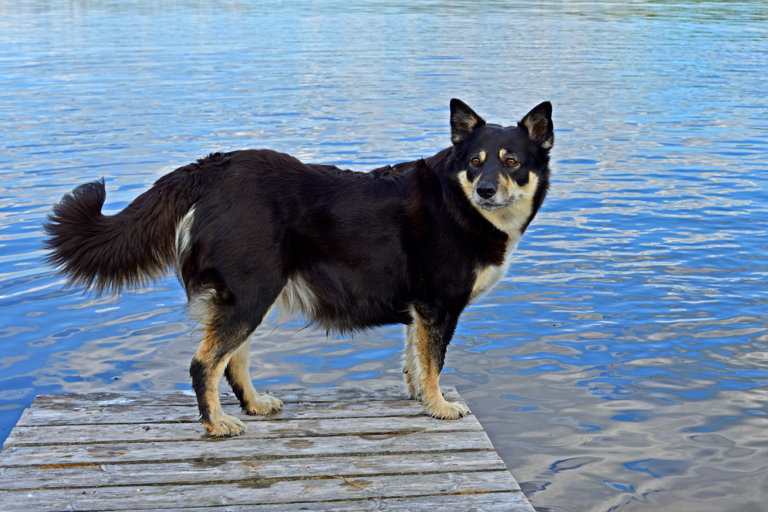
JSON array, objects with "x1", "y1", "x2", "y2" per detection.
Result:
[
  {"x1": 403, "y1": 323, "x2": 420, "y2": 400},
  {"x1": 409, "y1": 305, "x2": 469, "y2": 419}
]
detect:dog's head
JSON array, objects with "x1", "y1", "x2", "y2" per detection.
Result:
[{"x1": 450, "y1": 99, "x2": 553, "y2": 217}]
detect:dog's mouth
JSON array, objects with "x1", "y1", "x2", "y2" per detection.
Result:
[{"x1": 474, "y1": 196, "x2": 514, "y2": 211}]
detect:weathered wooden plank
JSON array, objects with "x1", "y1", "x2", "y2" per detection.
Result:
[
  {"x1": 0, "y1": 387, "x2": 536, "y2": 512},
  {"x1": 0, "y1": 430, "x2": 493, "y2": 467},
  {"x1": 0, "y1": 450, "x2": 505, "y2": 490},
  {"x1": 14, "y1": 397, "x2": 463, "y2": 427},
  {"x1": 0, "y1": 470, "x2": 520, "y2": 511},
  {"x1": 30, "y1": 386, "x2": 462, "y2": 407},
  {"x1": 6, "y1": 413, "x2": 482, "y2": 446},
  {"x1": 117, "y1": 492, "x2": 532, "y2": 512}
]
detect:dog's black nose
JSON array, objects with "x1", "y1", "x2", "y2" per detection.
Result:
[{"x1": 476, "y1": 183, "x2": 497, "y2": 199}]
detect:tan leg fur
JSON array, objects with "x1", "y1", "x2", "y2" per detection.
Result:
[
  {"x1": 193, "y1": 329, "x2": 246, "y2": 437},
  {"x1": 226, "y1": 340, "x2": 283, "y2": 415},
  {"x1": 410, "y1": 312, "x2": 469, "y2": 419},
  {"x1": 403, "y1": 324, "x2": 420, "y2": 400}
]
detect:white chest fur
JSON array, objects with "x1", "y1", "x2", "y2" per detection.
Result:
[{"x1": 469, "y1": 236, "x2": 520, "y2": 303}]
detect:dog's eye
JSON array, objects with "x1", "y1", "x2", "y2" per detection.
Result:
[
  {"x1": 506, "y1": 158, "x2": 518, "y2": 167},
  {"x1": 471, "y1": 157, "x2": 481, "y2": 166}
]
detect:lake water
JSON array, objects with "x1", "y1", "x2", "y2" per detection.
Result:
[{"x1": 1, "y1": 2, "x2": 767, "y2": 511}]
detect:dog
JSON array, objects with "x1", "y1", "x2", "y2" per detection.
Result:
[{"x1": 44, "y1": 99, "x2": 553, "y2": 437}]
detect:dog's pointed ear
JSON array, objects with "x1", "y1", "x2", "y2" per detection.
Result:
[
  {"x1": 520, "y1": 101, "x2": 554, "y2": 149},
  {"x1": 450, "y1": 99, "x2": 486, "y2": 144}
]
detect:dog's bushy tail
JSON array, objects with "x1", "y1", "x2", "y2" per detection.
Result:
[{"x1": 44, "y1": 165, "x2": 206, "y2": 294}]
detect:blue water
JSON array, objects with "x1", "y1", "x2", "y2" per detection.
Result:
[{"x1": 1, "y1": 2, "x2": 767, "y2": 511}]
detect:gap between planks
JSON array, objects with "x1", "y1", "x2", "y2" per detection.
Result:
[{"x1": 0, "y1": 385, "x2": 536, "y2": 512}]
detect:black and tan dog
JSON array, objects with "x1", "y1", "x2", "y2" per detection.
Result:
[{"x1": 44, "y1": 99, "x2": 553, "y2": 437}]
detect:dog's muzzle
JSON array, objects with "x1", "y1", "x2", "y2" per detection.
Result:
[{"x1": 473, "y1": 184, "x2": 511, "y2": 211}]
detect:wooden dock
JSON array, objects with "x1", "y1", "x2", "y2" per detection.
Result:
[{"x1": 0, "y1": 385, "x2": 535, "y2": 511}]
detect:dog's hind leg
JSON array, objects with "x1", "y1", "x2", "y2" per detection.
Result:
[
  {"x1": 190, "y1": 324, "x2": 249, "y2": 437},
  {"x1": 409, "y1": 305, "x2": 469, "y2": 420},
  {"x1": 224, "y1": 339, "x2": 283, "y2": 415},
  {"x1": 189, "y1": 287, "x2": 280, "y2": 437}
]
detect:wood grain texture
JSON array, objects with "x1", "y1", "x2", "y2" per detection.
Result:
[{"x1": 0, "y1": 386, "x2": 535, "y2": 511}]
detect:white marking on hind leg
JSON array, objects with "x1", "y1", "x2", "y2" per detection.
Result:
[{"x1": 188, "y1": 288, "x2": 218, "y2": 325}]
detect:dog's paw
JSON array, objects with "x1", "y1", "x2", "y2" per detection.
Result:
[
  {"x1": 244, "y1": 394, "x2": 283, "y2": 415},
  {"x1": 204, "y1": 413, "x2": 247, "y2": 437},
  {"x1": 405, "y1": 383, "x2": 421, "y2": 401},
  {"x1": 427, "y1": 400, "x2": 470, "y2": 420},
  {"x1": 403, "y1": 370, "x2": 420, "y2": 400}
]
